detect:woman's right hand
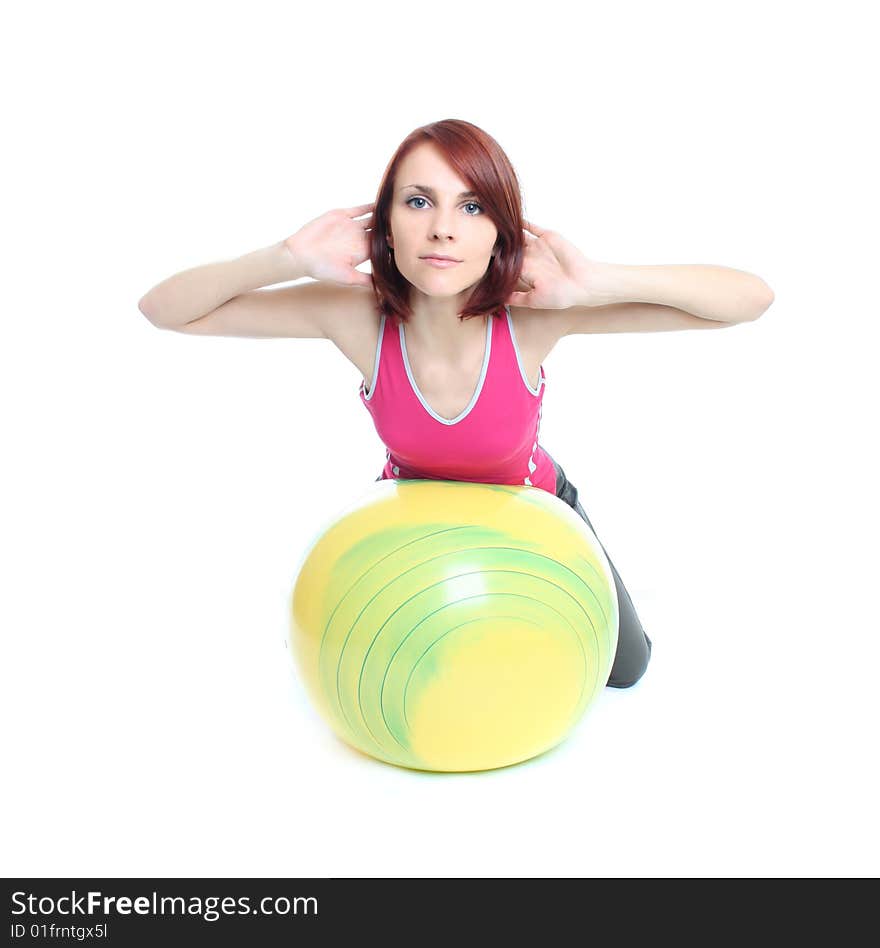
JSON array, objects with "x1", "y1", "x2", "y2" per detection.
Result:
[{"x1": 283, "y1": 203, "x2": 376, "y2": 288}]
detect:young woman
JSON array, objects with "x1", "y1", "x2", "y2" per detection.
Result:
[{"x1": 138, "y1": 118, "x2": 774, "y2": 689}]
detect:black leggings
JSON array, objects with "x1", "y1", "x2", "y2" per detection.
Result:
[
  {"x1": 374, "y1": 458, "x2": 651, "y2": 688},
  {"x1": 548, "y1": 454, "x2": 651, "y2": 688}
]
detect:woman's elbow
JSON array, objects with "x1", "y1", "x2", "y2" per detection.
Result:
[{"x1": 748, "y1": 280, "x2": 775, "y2": 320}]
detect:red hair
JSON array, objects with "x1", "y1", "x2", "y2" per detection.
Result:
[{"x1": 369, "y1": 119, "x2": 526, "y2": 326}]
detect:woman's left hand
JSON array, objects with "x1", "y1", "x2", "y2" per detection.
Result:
[{"x1": 506, "y1": 221, "x2": 605, "y2": 309}]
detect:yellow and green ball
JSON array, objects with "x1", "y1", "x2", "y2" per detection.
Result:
[{"x1": 289, "y1": 479, "x2": 618, "y2": 772}]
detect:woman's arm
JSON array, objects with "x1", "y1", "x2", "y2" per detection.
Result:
[
  {"x1": 138, "y1": 240, "x2": 305, "y2": 329},
  {"x1": 585, "y1": 263, "x2": 775, "y2": 323},
  {"x1": 508, "y1": 223, "x2": 773, "y2": 325}
]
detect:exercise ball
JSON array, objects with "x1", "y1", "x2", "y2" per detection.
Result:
[{"x1": 288, "y1": 479, "x2": 618, "y2": 772}]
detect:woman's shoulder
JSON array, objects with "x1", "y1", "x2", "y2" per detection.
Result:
[
  {"x1": 322, "y1": 286, "x2": 385, "y2": 385},
  {"x1": 506, "y1": 303, "x2": 567, "y2": 341},
  {"x1": 506, "y1": 304, "x2": 568, "y2": 377}
]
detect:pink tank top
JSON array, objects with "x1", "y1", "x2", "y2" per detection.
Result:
[{"x1": 359, "y1": 304, "x2": 556, "y2": 493}]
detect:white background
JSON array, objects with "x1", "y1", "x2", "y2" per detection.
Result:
[{"x1": 3, "y1": 0, "x2": 878, "y2": 878}]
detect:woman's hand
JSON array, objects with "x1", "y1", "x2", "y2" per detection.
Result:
[
  {"x1": 506, "y1": 221, "x2": 605, "y2": 309},
  {"x1": 284, "y1": 203, "x2": 375, "y2": 287}
]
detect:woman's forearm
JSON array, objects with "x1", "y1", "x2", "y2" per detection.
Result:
[
  {"x1": 138, "y1": 240, "x2": 307, "y2": 328},
  {"x1": 586, "y1": 263, "x2": 775, "y2": 323}
]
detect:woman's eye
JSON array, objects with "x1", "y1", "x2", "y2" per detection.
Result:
[{"x1": 406, "y1": 196, "x2": 483, "y2": 215}]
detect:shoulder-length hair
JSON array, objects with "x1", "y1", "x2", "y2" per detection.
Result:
[{"x1": 369, "y1": 119, "x2": 526, "y2": 326}]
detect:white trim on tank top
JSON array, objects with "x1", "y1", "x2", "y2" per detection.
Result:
[
  {"x1": 399, "y1": 312, "x2": 492, "y2": 425},
  {"x1": 360, "y1": 305, "x2": 545, "y2": 407},
  {"x1": 360, "y1": 313, "x2": 385, "y2": 401},
  {"x1": 505, "y1": 305, "x2": 546, "y2": 396}
]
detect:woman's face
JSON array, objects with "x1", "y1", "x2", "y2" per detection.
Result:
[{"x1": 387, "y1": 142, "x2": 498, "y2": 299}]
